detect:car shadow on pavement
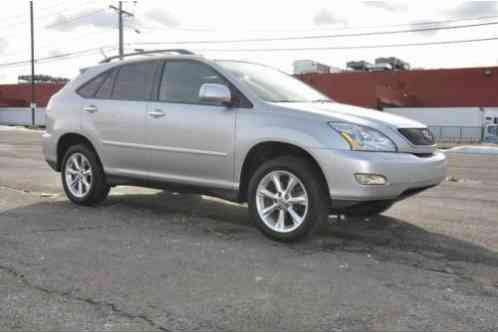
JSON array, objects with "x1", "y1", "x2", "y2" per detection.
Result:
[
  {"x1": 109, "y1": 190, "x2": 498, "y2": 267},
  {"x1": 6, "y1": 189, "x2": 498, "y2": 270}
]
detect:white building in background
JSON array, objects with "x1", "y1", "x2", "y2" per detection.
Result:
[{"x1": 293, "y1": 60, "x2": 339, "y2": 75}]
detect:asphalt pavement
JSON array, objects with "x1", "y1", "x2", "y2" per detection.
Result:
[{"x1": 1, "y1": 127, "x2": 497, "y2": 331}]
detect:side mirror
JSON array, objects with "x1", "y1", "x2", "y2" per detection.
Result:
[{"x1": 199, "y1": 83, "x2": 232, "y2": 106}]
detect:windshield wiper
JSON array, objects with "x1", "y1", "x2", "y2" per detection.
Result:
[{"x1": 312, "y1": 99, "x2": 332, "y2": 103}]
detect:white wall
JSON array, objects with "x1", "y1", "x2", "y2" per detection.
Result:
[
  {"x1": 484, "y1": 108, "x2": 498, "y2": 125},
  {"x1": 383, "y1": 107, "x2": 487, "y2": 143},
  {"x1": 383, "y1": 107, "x2": 483, "y2": 127},
  {"x1": 0, "y1": 107, "x2": 46, "y2": 126}
]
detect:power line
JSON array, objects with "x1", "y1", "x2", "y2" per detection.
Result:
[
  {"x1": 3, "y1": 35, "x2": 497, "y2": 69},
  {"x1": 133, "y1": 20, "x2": 498, "y2": 46},
  {"x1": 0, "y1": 51, "x2": 103, "y2": 69},
  {"x1": 195, "y1": 36, "x2": 498, "y2": 53},
  {"x1": 2, "y1": 30, "x2": 115, "y2": 59},
  {"x1": 0, "y1": 46, "x2": 113, "y2": 68},
  {"x1": 138, "y1": 14, "x2": 498, "y2": 34}
]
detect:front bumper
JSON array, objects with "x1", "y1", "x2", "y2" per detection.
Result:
[{"x1": 310, "y1": 149, "x2": 447, "y2": 203}]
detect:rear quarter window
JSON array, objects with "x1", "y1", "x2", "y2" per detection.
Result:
[
  {"x1": 77, "y1": 73, "x2": 106, "y2": 98},
  {"x1": 95, "y1": 69, "x2": 117, "y2": 99}
]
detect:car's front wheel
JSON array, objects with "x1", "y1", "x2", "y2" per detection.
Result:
[
  {"x1": 248, "y1": 156, "x2": 329, "y2": 242},
  {"x1": 61, "y1": 144, "x2": 110, "y2": 206}
]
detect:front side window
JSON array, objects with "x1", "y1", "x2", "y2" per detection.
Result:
[
  {"x1": 216, "y1": 61, "x2": 331, "y2": 103},
  {"x1": 159, "y1": 61, "x2": 227, "y2": 105},
  {"x1": 112, "y1": 61, "x2": 160, "y2": 100}
]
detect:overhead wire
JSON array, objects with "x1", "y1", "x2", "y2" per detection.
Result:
[
  {"x1": 195, "y1": 36, "x2": 498, "y2": 53},
  {"x1": 132, "y1": 20, "x2": 498, "y2": 46}
]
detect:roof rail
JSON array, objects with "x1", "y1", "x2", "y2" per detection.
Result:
[{"x1": 99, "y1": 49, "x2": 196, "y2": 63}]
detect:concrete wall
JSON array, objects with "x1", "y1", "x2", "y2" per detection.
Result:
[
  {"x1": 384, "y1": 107, "x2": 484, "y2": 127},
  {"x1": 384, "y1": 107, "x2": 486, "y2": 143},
  {"x1": 0, "y1": 107, "x2": 46, "y2": 126}
]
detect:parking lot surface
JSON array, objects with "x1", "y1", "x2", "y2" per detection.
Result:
[{"x1": 1, "y1": 128, "x2": 497, "y2": 331}]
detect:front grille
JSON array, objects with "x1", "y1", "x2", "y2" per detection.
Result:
[{"x1": 399, "y1": 128, "x2": 435, "y2": 146}]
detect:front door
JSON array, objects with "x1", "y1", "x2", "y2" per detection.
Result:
[{"x1": 145, "y1": 60, "x2": 237, "y2": 190}]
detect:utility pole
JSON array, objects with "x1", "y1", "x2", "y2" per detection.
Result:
[
  {"x1": 30, "y1": 0, "x2": 35, "y2": 127},
  {"x1": 109, "y1": 2, "x2": 134, "y2": 60}
]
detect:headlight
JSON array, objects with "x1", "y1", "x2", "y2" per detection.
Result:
[{"x1": 328, "y1": 122, "x2": 397, "y2": 152}]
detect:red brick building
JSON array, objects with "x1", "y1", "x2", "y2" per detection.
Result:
[
  {"x1": 298, "y1": 66, "x2": 498, "y2": 109},
  {"x1": 0, "y1": 84, "x2": 64, "y2": 107},
  {"x1": 1, "y1": 66, "x2": 497, "y2": 110}
]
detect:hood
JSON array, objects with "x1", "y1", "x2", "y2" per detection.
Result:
[{"x1": 274, "y1": 102, "x2": 427, "y2": 129}]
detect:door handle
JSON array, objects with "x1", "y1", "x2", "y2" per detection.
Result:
[
  {"x1": 148, "y1": 109, "x2": 166, "y2": 118},
  {"x1": 83, "y1": 105, "x2": 98, "y2": 113}
]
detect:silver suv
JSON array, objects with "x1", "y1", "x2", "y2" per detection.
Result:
[{"x1": 42, "y1": 50, "x2": 447, "y2": 241}]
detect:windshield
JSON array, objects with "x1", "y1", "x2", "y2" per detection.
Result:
[{"x1": 216, "y1": 61, "x2": 332, "y2": 103}]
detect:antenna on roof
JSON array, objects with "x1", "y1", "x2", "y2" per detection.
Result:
[{"x1": 99, "y1": 49, "x2": 196, "y2": 63}]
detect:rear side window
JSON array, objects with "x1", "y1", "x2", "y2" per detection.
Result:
[
  {"x1": 159, "y1": 61, "x2": 228, "y2": 104},
  {"x1": 112, "y1": 61, "x2": 159, "y2": 100},
  {"x1": 95, "y1": 69, "x2": 117, "y2": 99},
  {"x1": 77, "y1": 73, "x2": 106, "y2": 98}
]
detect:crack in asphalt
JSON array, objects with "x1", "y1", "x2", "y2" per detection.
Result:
[
  {"x1": 31, "y1": 225, "x2": 123, "y2": 233},
  {"x1": 0, "y1": 185, "x2": 59, "y2": 198},
  {"x1": 0, "y1": 263, "x2": 170, "y2": 331}
]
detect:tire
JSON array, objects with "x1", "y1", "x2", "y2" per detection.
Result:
[
  {"x1": 61, "y1": 144, "x2": 110, "y2": 206},
  {"x1": 248, "y1": 156, "x2": 329, "y2": 242},
  {"x1": 341, "y1": 201, "x2": 394, "y2": 217}
]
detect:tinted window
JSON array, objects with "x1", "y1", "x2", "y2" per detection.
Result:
[
  {"x1": 159, "y1": 61, "x2": 227, "y2": 104},
  {"x1": 112, "y1": 61, "x2": 159, "y2": 100},
  {"x1": 95, "y1": 69, "x2": 116, "y2": 99},
  {"x1": 77, "y1": 73, "x2": 106, "y2": 98}
]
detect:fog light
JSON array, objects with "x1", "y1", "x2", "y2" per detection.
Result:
[{"x1": 355, "y1": 173, "x2": 388, "y2": 185}]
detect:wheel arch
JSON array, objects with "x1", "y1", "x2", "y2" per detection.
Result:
[
  {"x1": 237, "y1": 141, "x2": 330, "y2": 203},
  {"x1": 56, "y1": 133, "x2": 102, "y2": 171}
]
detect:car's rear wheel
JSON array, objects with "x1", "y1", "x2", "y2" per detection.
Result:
[
  {"x1": 61, "y1": 144, "x2": 110, "y2": 206},
  {"x1": 248, "y1": 156, "x2": 328, "y2": 242}
]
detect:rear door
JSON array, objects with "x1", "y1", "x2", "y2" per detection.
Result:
[
  {"x1": 145, "y1": 60, "x2": 238, "y2": 189},
  {"x1": 80, "y1": 61, "x2": 161, "y2": 175}
]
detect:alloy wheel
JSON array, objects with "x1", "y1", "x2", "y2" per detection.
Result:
[
  {"x1": 255, "y1": 170, "x2": 309, "y2": 233},
  {"x1": 65, "y1": 153, "x2": 93, "y2": 198}
]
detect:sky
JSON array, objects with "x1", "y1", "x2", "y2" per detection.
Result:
[{"x1": 1, "y1": 1, "x2": 498, "y2": 83}]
